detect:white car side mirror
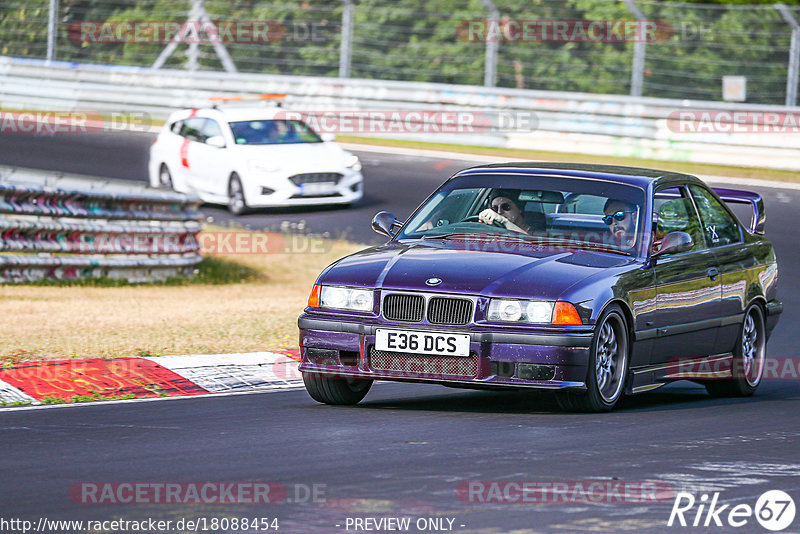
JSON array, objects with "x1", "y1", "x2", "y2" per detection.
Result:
[
  {"x1": 320, "y1": 133, "x2": 336, "y2": 142},
  {"x1": 206, "y1": 136, "x2": 226, "y2": 148}
]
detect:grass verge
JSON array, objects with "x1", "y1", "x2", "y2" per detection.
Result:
[
  {"x1": 338, "y1": 136, "x2": 800, "y2": 183},
  {"x1": 0, "y1": 230, "x2": 363, "y2": 364}
]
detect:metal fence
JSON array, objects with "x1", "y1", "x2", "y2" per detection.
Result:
[
  {"x1": 0, "y1": 167, "x2": 203, "y2": 283},
  {"x1": 1, "y1": 0, "x2": 799, "y2": 106}
]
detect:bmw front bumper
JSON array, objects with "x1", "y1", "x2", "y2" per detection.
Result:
[{"x1": 298, "y1": 315, "x2": 593, "y2": 391}]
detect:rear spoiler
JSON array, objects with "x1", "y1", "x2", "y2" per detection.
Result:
[{"x1": 712, "y1": 188, "x2": 765, "y2": 235}]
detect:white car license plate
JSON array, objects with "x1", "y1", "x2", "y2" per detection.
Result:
[
  {"x1": 375, "y1": 329, "x2": 471, "y2": 357},
  {"x1": 299, "y1": 182, "x2": 337, "y2": 195}
]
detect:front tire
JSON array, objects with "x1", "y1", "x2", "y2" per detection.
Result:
[
  {"x1": 706, "y1": 304, "x2": 766, "y2": 397},
  {"x1": 557, "y1": 305, "x2": 629, "y2": 412},
  {"x1": 303, "y1": 373, "x2": 373, "y2": 405},
  {"x1": 228, "y1": 173, "x2": 248, "y2": 215}
]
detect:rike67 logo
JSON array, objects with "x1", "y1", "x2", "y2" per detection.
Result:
[{"x1": 668, "y1": 490, "x2": 796, "y2": 531}]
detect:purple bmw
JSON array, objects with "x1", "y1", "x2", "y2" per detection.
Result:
[{"x1": 298, "y1": 163, "x2": 782, "y2": 411}]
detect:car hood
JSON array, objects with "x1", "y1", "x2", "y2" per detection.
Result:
[
  {"x1": 319, "y1": 240, "x2": 634, "y2": 300},
  {"x1": 232, "y1": 142, "x2": 350, "y2": 170}
]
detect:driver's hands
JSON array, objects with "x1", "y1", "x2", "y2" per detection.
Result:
[{"x1": 479, "y1": 208, "x2": 508, "y2": 227}]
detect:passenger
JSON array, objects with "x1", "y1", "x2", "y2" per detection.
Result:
[
  {"x1": 603, "y1": 199, "x2": 638, "y2": 250},
  {"x1": 478, "y1": 189, "x2": 531, "y2": 235}
]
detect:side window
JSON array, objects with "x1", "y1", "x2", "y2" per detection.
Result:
[
  {"x1": 689, "y1": 185, "x2": 742, "y2": 247},
  {"x1": 180, "y1": 118, "x2": 205, "y2": 142},
  {"x1": 202, "y1": 119, "x2": 224, "y2": 142},
  {"x1": 653, "y1": 186, "x2": 706, "y2": 254},
  {"x1": 170, "y1": 120, "x2": 183, "y2": 134}
]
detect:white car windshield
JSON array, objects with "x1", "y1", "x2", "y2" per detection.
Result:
[{"x1": 229, "y1": 120, "x2": 322, "y2": 145}]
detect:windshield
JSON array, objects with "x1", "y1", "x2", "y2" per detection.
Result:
[
  {"x1": 228, "y1": 120, "x2": 322, "y2": 145},
  {"x1": 398, "y1": 174, "x2": 645, "y2": 256}
]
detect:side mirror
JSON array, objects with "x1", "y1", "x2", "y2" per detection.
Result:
[
  {"x1": 206, "y1": 136, "x2": 226, "y2": 148},
  {"x1": 372, "y1": 211, "x2": 401, "y2": 238},
  {"x1": 320, "y1": 133, "x2": 336, "y2": 142},
  {"x1": 652, "y1": 231, "x2": 693, "y2": 259}
]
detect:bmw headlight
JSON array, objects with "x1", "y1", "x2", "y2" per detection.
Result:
[
  {"x1": 488, "y1": 299, "x2": 554, "y2": 324},
  {"x1": 345, "y1": 154, "x2": 362, "y2": 171},
  {"x1": 318, "y1": 285, "x2": 373, "y2": 312},
  {"x1": 487, "y1": 299, "x2": 582, "y2": 325}
]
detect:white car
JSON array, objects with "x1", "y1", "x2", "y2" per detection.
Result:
[{"x1": 148, "y1": 105, "x2": 364, "y2": 214}]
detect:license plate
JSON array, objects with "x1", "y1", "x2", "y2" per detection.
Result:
[
  {"x1": 375, "y1": 329, "x2": 471, "y2": 357},
  {"x1": 299, "y1": 182, "x2": 337, "y2": 195}
]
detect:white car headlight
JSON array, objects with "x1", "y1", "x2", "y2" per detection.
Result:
[
  {"x1": 320, "y1": 286, "x2": 373, "y2": 312},
  {"x1": 345, "y1": 154, "x2": 362, "y2": 171},
  {"x1": 488, "y1": 299, "x2": 554, "y2": 324},
  {"x1": 248, "y1": 160, "x2": 281, "y2": 173}
]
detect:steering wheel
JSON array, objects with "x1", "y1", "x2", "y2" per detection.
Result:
[{"x1": 461, "y1": 214, "x2": 506, "y2": 228}]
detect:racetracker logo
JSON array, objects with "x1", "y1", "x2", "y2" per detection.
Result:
[
  {"x1": 457, "y1": 480, "x2": 675, "y2": 504},
  {"x1": 675, "y1": 356, "x2": 800, "y2": 380},
  {"x1": 668, "y1": 490, "x2": 796, "y2": 530},
  {"x1": 444, "y1": 231, "x2": 643, "y2": 254},
  {"x1": 198, "y1": 231, "x2": 331, "y2": 255},
  {"x1": 0, "y1": 111, "x2": 151, "y2": 135},
  {"x1": 0, "y1": 111, "x2": 102, "y2": 135},
  {"x1": 69, "y1": 482, "x2": 326, "y2": 505},
  {"x1": 274, "y1": 110, "x2": 538, "y2": 134},
  {"x1": 68, "y1": 21, "x2": 287, "y2": 44},
  {"x1": 667, "y1": 110, "x2": 800, "y2": 134},
  {"x1": 457, "y1": 19, "x2": 673, "y2": 42}
]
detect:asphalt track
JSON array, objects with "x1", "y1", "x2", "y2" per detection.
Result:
[{"x1": 1, "y1": 130, "x2": 800, "y2": 533}]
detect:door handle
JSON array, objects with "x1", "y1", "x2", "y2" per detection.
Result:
[{"x1": 707, "y1": 267, "x2": 719, "y2": 280}]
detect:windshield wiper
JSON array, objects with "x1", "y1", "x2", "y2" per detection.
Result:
[
  {"x1": 532, "y1": 237, "x2": 633, "y2": 256},
  {"x1": 420, "y1": 232, "x2": 484, "y2": 240}
]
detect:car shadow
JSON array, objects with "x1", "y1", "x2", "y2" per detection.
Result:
[
  {"x1": 354, "y1": 381, "x2": 778, "y2": 415},
  {"x1": 201, "y1": 202, "x2": 355, "y2": 217}
]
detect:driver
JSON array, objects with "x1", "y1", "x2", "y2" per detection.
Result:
[
  {"x1": 478, "y1": 189, "x2": 531, "y2": 235},
  {"x1": 603, "y1": 199, "x2": 638, "y2": 250}
]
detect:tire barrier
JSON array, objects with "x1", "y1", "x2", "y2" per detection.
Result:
[{"x1": 0, "y1": 166, "x2": 202, "y2": 283}]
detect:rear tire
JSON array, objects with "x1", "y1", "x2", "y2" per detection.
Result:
[
  {"x1": 228, "y1": 173, "x2": 248, "y2": 215},
  {"x1": 556, "y1": 305, "x2": 629, "y2": 412},
  {"x1": 706, "y1": 304, "x2": 765, "y2": 397},
  {"x1": 303, "y1": 373, "x2": 373, "y2": 405}
]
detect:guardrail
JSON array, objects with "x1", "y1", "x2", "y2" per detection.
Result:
[
  {"x1": 0, "y1": 166, "x2": 203, "y2": 283},
  {"x1": 1, "y1": 56, "x2": 799, "y2": 170}
]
